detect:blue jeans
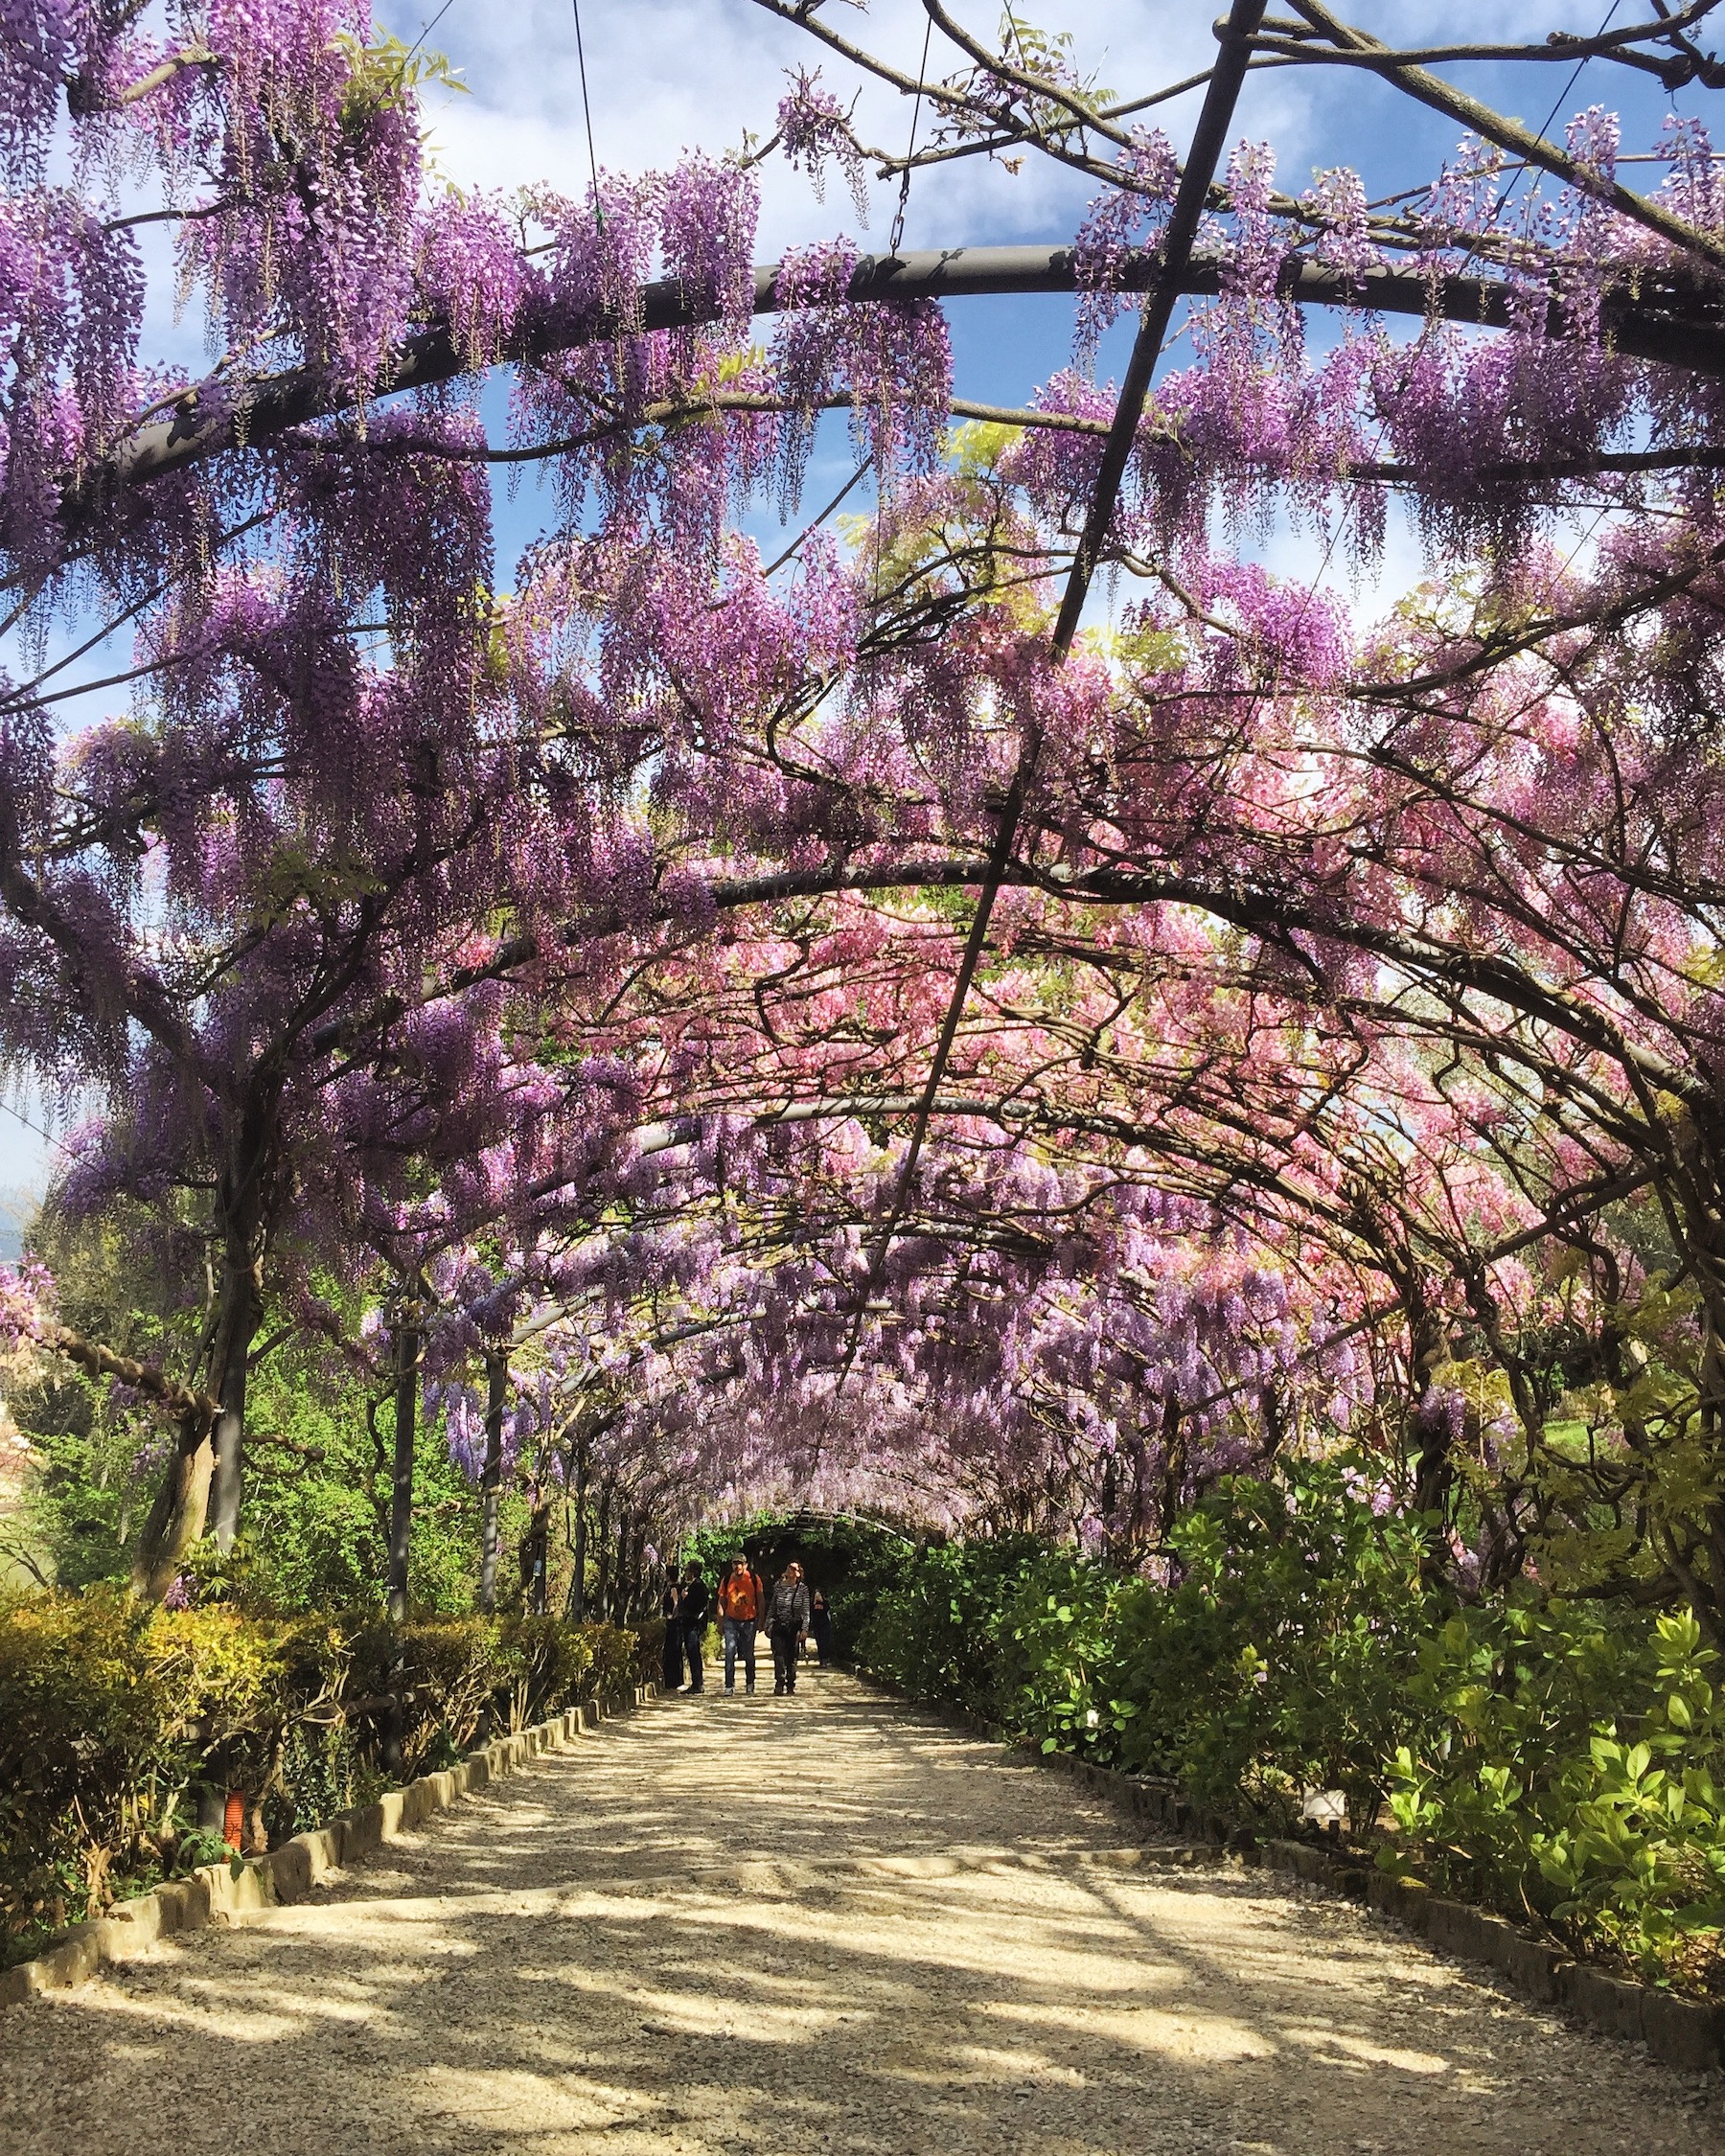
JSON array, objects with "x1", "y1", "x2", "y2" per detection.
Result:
[{"x1": 723, "y1": 1617, "x2": 757, "y2": 1690}]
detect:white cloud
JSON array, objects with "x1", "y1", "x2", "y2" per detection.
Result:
[
  {"x1": 418, "y1": 0, "x2": 1323, "y2": 253},
  {"x1": 420, "y1": 0, "x2": 1684, "y2": 309}
]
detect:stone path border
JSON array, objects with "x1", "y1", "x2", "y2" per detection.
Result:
[{"x1": 0, "y1": 1682, "x2": 659, "y2": 2012}]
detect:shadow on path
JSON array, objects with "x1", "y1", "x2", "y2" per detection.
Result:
[{"x1": 1, "y1": 1670, "x2": 1714, "y2": 2156}]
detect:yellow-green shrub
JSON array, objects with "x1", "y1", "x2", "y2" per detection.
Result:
[{"x1": 0, "y1": 1592, "x2": 643, "y2": 1965}]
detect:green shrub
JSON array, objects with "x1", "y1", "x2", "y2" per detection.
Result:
[
  {"x1": 854, "y1": 1536, "x2": 1036, "y2": 1716},
  {"x1": 1107, "y1": 1464, "x2": 1436, "y2": 1832},
  {"x1": 1386, "y1": 1599, "x2": 1725, "y2": 1988},
  {"x1": 992, "y1": 1549, "x2": 1137, "y2": 1759},
  {"x1": 849, "y1": 1457, "x2": 1725, "y2": 1994},
  {"x1": 0, "y1": 1593, "x2": 644, "y2": 1967},
  {"x1": 857, "y1": 1460, "x2": 1436, "y2": 1831}
]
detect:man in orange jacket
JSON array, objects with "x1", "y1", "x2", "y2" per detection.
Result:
[{"x1": 717, "y1": 1557, "x2": 766, "y2": 1694}]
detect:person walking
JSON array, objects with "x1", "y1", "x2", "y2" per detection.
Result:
[
  {"x1": 717, "y1": 1556, "x2": 765, "y2": 1693},
  {"x1": 766, "y1": 1560, "x2": 812, "y2": 1695},
  {"x1": 810, "y1": 1588, "x2": 834, "y2": 1665},
  {"x1": 678, "y1": 1562, "x2": 710, "y2": 1692},
  {"x1": 659, "y1": 1572, "x2": 683, "y2": 1693}
]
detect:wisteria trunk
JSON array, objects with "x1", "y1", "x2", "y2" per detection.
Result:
[
  {"x1": 131, "y1": 1411, "x2": 215, "y2": 1601},
  {"x1": 519, "y1": 1500, "x2": 549, "y2": 1616},
  {"x1": 386, "y1": 1314, "x2": 421, "y2": 1623},
  {"x1": 206, "y1": 1112, "x2": 272, "y2": 1559},
  {"x1": 592, "y1": 1477, "x2": 613, "y2": 1621},
  {"x1": 1407, "y1": 1300, "x2": 1456, "y2": 1528},
  {"x1": 1667, "y1": 1185, "x2": 1725, "y2": 1635},
  {"x1": 207, "y1": 1260, "x2": 262, "y2": 1554},
  {"x1": 615, "y1": 1503, "x2": 633, "y2": 1621},
  {"x1": 478, "y1": 1350, "x2": 507, "y2": 1615},
  {"x1": 567, "y1": 1434, "x2": 588, "y2": 1622}
]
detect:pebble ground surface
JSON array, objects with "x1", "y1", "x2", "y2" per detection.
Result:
[{"x1": 2, "y1": 1666, "x2": 1719, "y2": 2155}]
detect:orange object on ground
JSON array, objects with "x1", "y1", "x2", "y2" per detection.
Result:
[
  {"x1": 718, "y1": 1570, "x2": 762, "y2": 1620},
  {"x1": 223, "y1": 1790, "x2": 245, "y2": 1852}
]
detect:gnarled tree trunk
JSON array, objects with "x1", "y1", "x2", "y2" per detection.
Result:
[
  {"x1": 132, "y1": 1409, "x2": 216, "y2": 1600},
  {"x1": 567, "y1": 1429, "x2": 589, "y2": 1621},
  {"x1": 592, "y1": 1476, "x2": 613, "y2": 1621},
  {"x1": 478, "y1": 1349, "x2": 507, "y2": 1614},
  {"x1": 205, "y1": 1113, "x2": 273, "y2": 1555},
  {"x1": 206, "y1": 1271, "x2": 260, "y2": 1554},
  {"x1": 518, "y1": 1499, "x2": 550, "y2": 1615},
  {"x1": 386, "y1": 1308, "x2": 421, "y2": 1623}
]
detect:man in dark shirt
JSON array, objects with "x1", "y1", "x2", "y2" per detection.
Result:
[{"x1": 678, "y1": 1563, "x2": 710, "y2": 1693}]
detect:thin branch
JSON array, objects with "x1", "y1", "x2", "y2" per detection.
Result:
[
  {"x1": 1282, "y1": 0, "x2": 1725, "y2": 271},
  {"x1": 328, "y1": 389, "x2": 1112, "y2": 466},
  {"x1": 117, "y1": 45, "x2": 217, "y2": 105}
]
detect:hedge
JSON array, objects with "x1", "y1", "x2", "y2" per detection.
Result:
[{"x1": 0, "y1": 1590, "x2": 652, "y2": 1966}]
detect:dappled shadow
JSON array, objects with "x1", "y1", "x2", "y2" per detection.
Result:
[{"x1": 1, "y1": 1673, "x2": 1711, "y2": 2156}]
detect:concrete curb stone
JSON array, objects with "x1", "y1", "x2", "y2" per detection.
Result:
[
  {"x1": 1565, "y1": 1964, "x2": 1646, "y2": 2043},
  {"x1": 1643, "y1": 1988, "x2": 1725, "y2": 2073},
  {"x1": 0, "y1": 1679, "x2": 658, "y2": 2013}
]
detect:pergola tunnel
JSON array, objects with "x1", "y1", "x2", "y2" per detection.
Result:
[{"x1": 4, "y1": 1, "x2": 1725, "y2": 2145}]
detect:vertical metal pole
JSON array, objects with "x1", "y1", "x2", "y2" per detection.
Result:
[{"x1": 857, "y1": 0, "x2": 1273, "y2": 1313}]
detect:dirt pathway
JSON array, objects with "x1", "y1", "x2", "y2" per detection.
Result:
[{"x1": 2, "y1": 1668, "x2": 1717, "y2": 2154}]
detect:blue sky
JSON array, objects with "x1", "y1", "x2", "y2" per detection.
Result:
[
  {"x1": 0, "y1": 2, "x2": 1711, "y2": 1207},
  {"x1": 412, "y1": 1, "x2": 1708, "y2": 581}
]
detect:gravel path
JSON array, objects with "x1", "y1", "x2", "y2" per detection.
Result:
[{"x1": 3, "y1": 1667, "x2": 1718, "y2": 2154}]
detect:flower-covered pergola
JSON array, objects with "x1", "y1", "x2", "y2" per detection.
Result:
[{"x1": 4, "y1": 0, "x2": 1725, "y2": 1634}]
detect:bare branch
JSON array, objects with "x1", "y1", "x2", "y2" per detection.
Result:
[{"x1": 1283, "y1": 0, "x2": 1725, "y2": 271}]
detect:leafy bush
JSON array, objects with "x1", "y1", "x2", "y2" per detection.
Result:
[
  {"x1": 857, "y1": 1461, "x2": 1436, "y2": 1829},
  {"x1": 1386, "y1": 1600, "x2": 1725, "y2": 1988},
  {"x1": 851, "y1": 1458, "x2": 1725, "y2": 1994},
  {"x1": 989, "y1": 1548, "x2": 1130, "y2": 1756},
  {"x1": 0, "y1": 1592, "x2": 644, "y2": 1966},
  {"x1": 1106, "y1": 1466, "x2": 1436, "y2": 1831},
  {"x1": 854, "y1": 1535, "x2": 1037, "y2": 1713}
]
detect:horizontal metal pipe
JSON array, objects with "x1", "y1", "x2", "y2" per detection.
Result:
[{"x1": 77, "y1": 244, "x2": 1725, "y2": 507}]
